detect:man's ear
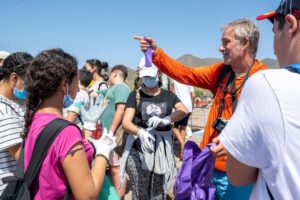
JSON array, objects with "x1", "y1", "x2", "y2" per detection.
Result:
[
  {"x1": 241, "y1": 38, "x2": 250, "y2": 52},
  {"x1": 285, "y1": 14, "x2": 298, "y2": 37}
]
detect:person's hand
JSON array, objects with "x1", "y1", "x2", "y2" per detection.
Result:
[
  {"x1": 133, "y1": 36, "x2": 158, "y2": 55},
  {"x1": 210, "y1": 136, "x2": 227, "y2": 158},
  {"x1": 88, "y1": 128, "x2": 116, "y2": 160},
  {"x1": 80, "y1": 94, "x2": 106, "y2": 131},
  {"x1": 147, "y1": 116, "x2": 171, "y2": 128},
  {"x1": 137, "y1": 129, "x2": 155, "y2": 153}
]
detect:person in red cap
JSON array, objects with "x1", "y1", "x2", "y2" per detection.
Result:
[
  {"x1": 212, "y1": 0, "x2": 300, "y2": 199},
  {"x1": 135, "y1": 19, "x2": 268, "y2": 199}
]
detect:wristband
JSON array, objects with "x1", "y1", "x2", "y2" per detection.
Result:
[{"x1": 94, "y1": 153, "x2": 109, "y2": 162}]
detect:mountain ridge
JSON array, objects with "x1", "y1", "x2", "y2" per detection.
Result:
[
  {"x1": 125, "y1": 54, "x2": 279, "y2": 91},
  {"x1": 176, "y1": 54, "x2": 279, "y2": 69}
]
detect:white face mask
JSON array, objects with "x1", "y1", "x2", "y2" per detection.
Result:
[{"x1": 141, "y1": 76, "x2": 159, "y2": 88}]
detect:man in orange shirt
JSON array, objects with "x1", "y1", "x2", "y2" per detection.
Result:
[{"x1": 135, "y1": 19, "x2": 268, "y2": 199}]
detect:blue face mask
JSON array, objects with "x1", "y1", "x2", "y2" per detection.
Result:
[
  {"x1": 63, "y1": 95, "x2": 74, "y2": 108},
  {"x1": 63, "y1": 84, "x2": 74, "y2": 108},
  {"x1": 141, "y1": 76, "x2": 159, "y2": 88},
  {"x1": 13, "y1": 88, "x2": 27, "y2": 100}
]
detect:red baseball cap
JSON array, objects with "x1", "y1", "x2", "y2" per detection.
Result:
[{"x1": 256, "y1": 0, "x2": 300, "y2": 22}]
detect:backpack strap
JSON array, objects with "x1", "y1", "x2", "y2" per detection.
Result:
[
  {"x1": 215, "y1": 65, "x2": 235, "y2": 120},
  {"x1": 215, "y1": 64, "x2": 253, "y2": 114},
  {"x1": 216, "y1": 65, "x2": 233, "y2": 89},
  {"x1": 230, "y1": 69, "x2": 251, "y2": 112},
  {"x1": 23, "y1": 118, "x2": 79, "y2": 199},
  {"x1": 77, "y1": 115, "x2": 84, "y2": 126},
  {"x1": 16, "y1": 143, "x2": 25, "y2": 178},
  {"x1": 1, "y1": 143, "x2": 26, "y2": 184},
  {"x1": 97, "y1": 81, "x2": 108, "y2": 91}
]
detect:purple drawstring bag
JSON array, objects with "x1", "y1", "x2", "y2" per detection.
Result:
[
  {"x1": 144, "y1": 36, "x2": 152, "y2": 67},
  {"x1": 174, "y1": 141, "x2": 216, "y2": 200}
]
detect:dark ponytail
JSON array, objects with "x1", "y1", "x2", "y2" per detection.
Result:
[
  {"x1": 86, "y1": 59, "x2": 109, "y2": 81},
  {"x1": 23, "y1": 48, "x2": 77, "y2": 138}
]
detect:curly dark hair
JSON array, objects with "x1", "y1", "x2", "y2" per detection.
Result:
[
  {"x1": 23, "y1": 48, "x2": 78, "y2": 138},
  {"x1": 0, "y1": 52, "x2": 33, "y2": 81}
]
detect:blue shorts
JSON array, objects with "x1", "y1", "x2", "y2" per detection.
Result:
[{"x1": 213, "y1": 170, "x2": 253, "y2": 200}]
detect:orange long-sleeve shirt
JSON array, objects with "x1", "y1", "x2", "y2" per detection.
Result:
[{"x1": 153, "y1": 48, "x2": 268, "y2": 171}]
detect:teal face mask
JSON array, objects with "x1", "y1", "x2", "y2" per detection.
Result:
[{"x1": 13, "y1": 88, "x2": 27, "y2": 100}]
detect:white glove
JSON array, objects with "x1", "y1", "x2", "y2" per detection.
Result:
[
  {"x1": 147, "y1": 116, "x2": 171, "y2": 128},
  {"x1": 81, "y1": 94, "x2": 106, "y2": 131},
  {"x1": 88, "y1": 128, "x2": 117, "y2": 160},
  {"x1": 137, "y1": 129, "x2": 155, "y2": 153}
]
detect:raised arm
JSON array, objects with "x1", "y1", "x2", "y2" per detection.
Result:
[
  {"x1": 62, "y1": 128, "x2": 116, "y2": 200},
  {"x1": 134, "y1": 35, "x2": 222, "y2": 93},
  {"x1": 63, "y1": 142, "x2": 107, "y2": 199}
]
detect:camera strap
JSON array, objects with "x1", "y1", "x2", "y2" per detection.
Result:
[
  {"x1": 216, "y1": 64, "x2": 253, "y2": 118},
  {"x1": 231, "y1": 69, "x2": 251, "y2": 112},
  {"x1": 216, "y1": 68, "x2": 235, "y2": 119}
]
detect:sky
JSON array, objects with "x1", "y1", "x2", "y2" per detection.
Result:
[{"x1": 1, "y1": 0, "x2": 279, "y2": 69}]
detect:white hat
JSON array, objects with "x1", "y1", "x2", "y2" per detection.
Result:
[
  {"x1": 0, "y1": 51, "x2": 10, "y2": 60},
  {"x1": 138, "y1": 56, "x2": 158, "y2": 78}
]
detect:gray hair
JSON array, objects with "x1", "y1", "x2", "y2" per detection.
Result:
[{"x1": 223, "y1": 19, "x2": 260, "y2": 58}]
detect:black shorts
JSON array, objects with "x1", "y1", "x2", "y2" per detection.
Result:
[{"x1": 174, "y1": 113, "x2": 190, "y2": 128}]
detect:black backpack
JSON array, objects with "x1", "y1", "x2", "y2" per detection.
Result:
[{"x1": 0, "y1": 118, "x2": 78, "y2": 200}]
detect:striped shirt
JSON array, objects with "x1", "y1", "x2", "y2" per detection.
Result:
[{"x1": 0, "y1": 95, "x2": 24, "y2": 194}]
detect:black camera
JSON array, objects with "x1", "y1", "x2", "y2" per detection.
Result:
[{"x1": 212, "y1": 117, "x2": 228, "y2": 133}]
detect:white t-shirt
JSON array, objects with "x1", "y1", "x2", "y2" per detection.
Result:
[
  {"x1": 89, "y1": 81, "x2": 108, "y2": 93},
  {"x1": 172, "y1": 80, "x2": 194, "y2": 112},
  {"x1": 67, "y1": 89, "x2": 90, "y2": 114},
  {"x1": 0, "y1": 95, "x2": 24, "y2": 193},
  {"x1": 67, "y1": 89, "x2": 90, "y2": 128},
  {"x1": 219, "y1": 69, "x2": 300, "y2": 200}
]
